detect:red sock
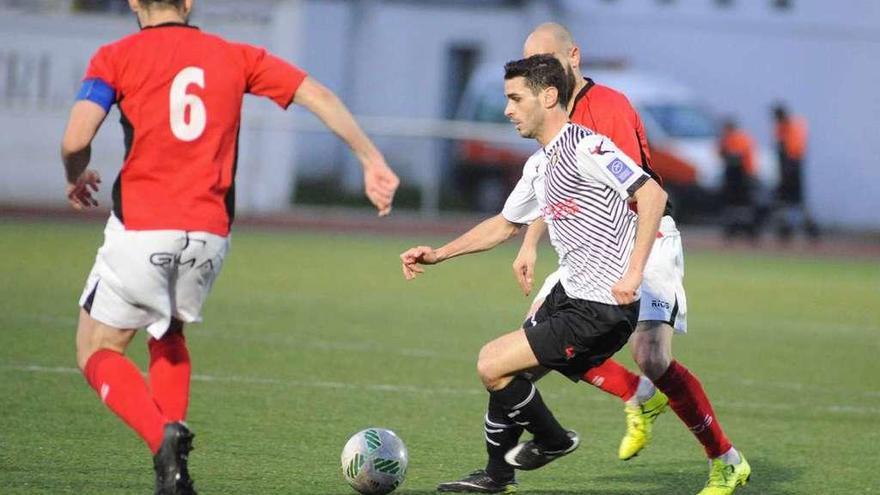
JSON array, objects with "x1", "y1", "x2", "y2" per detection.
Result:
[
  {"x1": 582, "y1": 359, "x2": 640, "y2": 402},
  {"x1": 148, "y1": 330, "x2": 191, "y2": 422},
  {"x1": 653, "y1": 360, "x2": 732, "y2": 458},
  {"x1": 83, "y1": 349, "x2": 167, "y2": 454}
]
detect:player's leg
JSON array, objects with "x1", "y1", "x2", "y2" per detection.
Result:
[
  {"x1": 478, "y1": 329, "x2": 578, "y2": 469},
  {"x1": 633, "y1": 323, "x2": 750, "y2": 495},
  {"x1": 148, "y1": 318, "x2": 191, "y2": 422},
  {"x1": 613, "y1": 318, "x2": 671, "y2": 461},
  {"x1": 439, "y1": 329, "x2": 573, "y2": 492},
  {"x1": 438, "y1": 314, "x2": 559, "y2": 491},
  {"x1": 439, "y1": 288, "x2": 554, "y2": 493},
  {"x1": 615, "y1": 218, "x2": 699, "y2": 461},
  {"x1": 156, "y1": 230, "x2": 228, "y2": 422},
  {"x1": 79, "y1": 216, "x2": 197, "y2": 494},
  {"x1": 479, "y1": 365, "x2": 548, "y2": 486},
  {"x1": 477, "y1": 330, "x2": 567, "y2": 437},
  {"x1": 80, "y1": 317, "x2": 196, "y2": 495},
  {"x1": 527, "y1": 271, "x2": 642, "y2": 405},
  {"x1": 76, "y1": 309, "x2": 168, "y2": 454}
]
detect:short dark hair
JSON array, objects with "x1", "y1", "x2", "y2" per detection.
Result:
[
  {"x1": 504, "y1": 54, "x2": 571, "y2": 108},
  {"x1": 772, "y1": 102, "x2": 788, "y2": 121},
  {"x1": 138, "y1": 0, "x2": 185, "y2": 8}
]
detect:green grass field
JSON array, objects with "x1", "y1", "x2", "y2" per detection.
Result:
[{"x1": 0, "y1": 219, "x2": 877, "y2": 494}]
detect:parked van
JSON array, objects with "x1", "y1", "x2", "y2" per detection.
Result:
[{"x1": 453, "y1": 64, "x2": 778, "y2": 218}]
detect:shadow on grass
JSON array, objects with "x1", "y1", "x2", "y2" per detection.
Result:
[
  {"x1": 380, "y1": 454, "x2": 802, "y2": 495},
  {"x1": 581, "y1": 454, "x2": 802, "y2": 495}
]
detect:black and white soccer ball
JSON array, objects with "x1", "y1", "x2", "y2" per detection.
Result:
[{"x1": 341, "y1": 428, "x2": 408, "y2": 495}]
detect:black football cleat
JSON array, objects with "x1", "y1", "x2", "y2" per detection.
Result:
[
  {"x1": 437, "y1": 469, "x2": 517, "y2": 493},
  {"x1": 504, "y1": 430, "x2": 579, "y2": 471},
  {"x1": 153, "y1": 422, "x2": 196, "y2": 495}
]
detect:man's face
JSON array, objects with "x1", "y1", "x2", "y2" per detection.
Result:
[
  {"x1": 524, "y1": 35, "x2": 577, "y2": 103},
  {"x1": 504, "y1": 77, "x2": 544, "y2": 139}
]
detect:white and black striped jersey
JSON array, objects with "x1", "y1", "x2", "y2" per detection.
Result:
[{"x1": 502, "y1": 123, "x2": 650, "y2": 305}]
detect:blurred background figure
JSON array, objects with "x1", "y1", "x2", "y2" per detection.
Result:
[
  {"x1": 772, "y1": 103, "x2": 819, "y2": 242},
  {"x1": 718, "y1": 118, "x2": 758, "y2": 241}
]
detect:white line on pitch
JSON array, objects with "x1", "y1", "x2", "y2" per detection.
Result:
[{"x1": 2, "y1": 363, "x2": 879, "y2": 416}]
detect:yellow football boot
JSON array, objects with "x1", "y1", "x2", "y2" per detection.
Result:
[
  {"x1": 618, "y1": 389, "x2": 669, "y2": 460},
  {"x1": 697, "y1": 455, "x2": 751, "y2": 495}
]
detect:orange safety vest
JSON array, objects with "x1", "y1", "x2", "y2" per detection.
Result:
[
  {"x1": 719, "y1": 128, "x2": 757, "y2": 177},
  {"x1": 775, "y1": 117, "x2": 808, "y2": 161}
]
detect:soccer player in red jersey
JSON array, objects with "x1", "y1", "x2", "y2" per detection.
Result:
[
  {"x1": 438, "y1": 23, "x2": 750, "y2": 495},
  {"x1": 61, "y1": 1, "x2": 398, "y2": 493}
]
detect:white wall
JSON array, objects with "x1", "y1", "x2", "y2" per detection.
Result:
[
  {"x1": 290, "y1": 0, "x2": 550, "y2": 203},
  {"x1": 561, "y1": 0, "x2": 880, "y2": 229},
  {"x1": 1, "y1": 0, "x2": 878, "y2": 228}
]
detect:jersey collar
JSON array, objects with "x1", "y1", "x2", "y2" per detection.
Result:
[
  {"x1": 568, "y1": 77, "x2": 595, "y2": 118},
  {"x1": 543, "y1": 123, "x2": 572, "y2": 157},
  {"x1": 141, "y1": 22, "x2": 199, "y2": 31}
]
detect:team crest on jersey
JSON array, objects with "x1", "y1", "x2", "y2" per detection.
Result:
[
  {"x1": 546, "y1": 147, "x2": 561, "y2": 167},
  {"x1": 607, "y1": 158, "x2": 633, "y2": 183}
]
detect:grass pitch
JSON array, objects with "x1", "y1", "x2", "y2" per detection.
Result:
[{"x1": 0, "y1": 218, "x2": 877, "y2": 494}]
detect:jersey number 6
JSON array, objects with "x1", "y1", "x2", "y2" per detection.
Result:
[{"x1": 170, "y1": 67, "x2": 206, "y2": 142}]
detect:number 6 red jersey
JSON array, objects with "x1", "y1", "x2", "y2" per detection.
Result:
[{"x1": 84, "y1": 23, "x2": 307, "y2": 235}]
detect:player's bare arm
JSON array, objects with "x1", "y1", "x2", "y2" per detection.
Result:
[
  {"x1": 612, "y1": 179, "x2": 667, "y2": 304},
  {"x1": 400, "y1": 214, "x2": 521, "y2": 280},
  {"x1": 293, "y1": 76, "x2": 399, "y2": 216},
  {"x1": 512, "y1": 217, "x2": 547, "y2": 296},
  {"x1": 61, "y1": 100, "x2": 107, "y2": 210}
]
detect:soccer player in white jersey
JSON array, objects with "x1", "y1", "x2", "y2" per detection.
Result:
[
  {"x1": 400, "y1": 54, "x2": 668, "y2": 492},
  {"x1": 501, "y1": 23, "x2": 752, "y2": 495}
]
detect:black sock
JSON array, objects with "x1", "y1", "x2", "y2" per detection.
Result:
[
  {"x1": 489, "y1": 376, "x2": 570, "y2": 450},
  {"x1": 484, "y1": 394, "x2": 522, "y2": 481}
]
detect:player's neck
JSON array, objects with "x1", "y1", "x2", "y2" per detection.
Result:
[
  {"x1": 566, "y1": 73, "x2": 588, "y2": 114},
  {"x1": 138, "y1": 9, "x2": 187, "y2": 28},
  {"x1": 535, "y1": 110, "x2": 569, "y2": 147}
]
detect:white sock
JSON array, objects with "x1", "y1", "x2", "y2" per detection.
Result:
[
  {"x1": 629, "y1": 376, "x2": 656, "y2": 406},
  {"x1": 717, "y1": 447, "x2": 741, "y2": 465}
]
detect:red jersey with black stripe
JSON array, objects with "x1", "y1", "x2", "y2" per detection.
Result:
[
  {"x1": 84, "y1": 23, "x2": 307, "y2": 235},
  {"x1": 570, "y1": 77, "x2": 671, "y2": 216},
  {"x1": 569, "y1": 78, "x2": 661, "y2": 186}
]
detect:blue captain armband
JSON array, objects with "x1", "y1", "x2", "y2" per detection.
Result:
[{"x1": 76, "y1": 78, "x2": 116, "y2": 113}]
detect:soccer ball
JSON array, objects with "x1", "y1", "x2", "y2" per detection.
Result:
[{"x1": 341, "y1": 428, "x2": 408, "y2": 495}]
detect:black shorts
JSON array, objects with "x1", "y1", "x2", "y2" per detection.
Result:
[{"x1": 524, "y1": 282, "x2": 639, "y2": 382}]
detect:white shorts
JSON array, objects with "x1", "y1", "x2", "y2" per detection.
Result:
[
  {"x1": 79, "y1": 215, "x2": 229, "y2": 339},
  {"x1": 533, "y1": 216, "x2": 688, "y2": 333}
]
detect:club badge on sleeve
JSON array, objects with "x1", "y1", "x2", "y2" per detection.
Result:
[{"x1": 607, "y1": 158, "x2": 633, "y2": 183}]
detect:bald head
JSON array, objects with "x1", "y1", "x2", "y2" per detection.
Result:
[
  {"x1": 524, "y1": 22, "x2": 575, "y2": 58},
  {"x1": 524, "y1": 23, "x2": 582, "y2": 108}
]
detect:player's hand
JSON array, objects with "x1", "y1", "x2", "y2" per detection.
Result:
[
  {"x1": 512, "y1": 247, "x2": 537, "y2": 296},
  {"x1": 363, "y1": 159, "x2": 399, "y2": 217},
  {"x1": 400, "y1": 245, "x2": 439, "y2": 280},
  {"x1": 611, "y1": 270, "x2": 642, "y2": 305},
  {"x1": 66, "y1": 169, "x2": 101, "y2": 211}
]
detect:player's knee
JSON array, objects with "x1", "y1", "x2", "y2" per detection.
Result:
[
  {"x1": 632, "y1": 321, "x2": 673, "y2": 380},
  {"x1": 633, "y1": 348, "x2": 670, "y2": 381},
  {"x1": 75, "y1": 346, "x2": 92, "y2": 371},
  {"x1": 75, "y1": 316, "x2": 134, "y2": 371},
  {"x1": 476, "y1": 347, "x2": 502, "y2": 390},
  {"x1": 75, "y1": 331, "x2": 106, "y2": 371}
]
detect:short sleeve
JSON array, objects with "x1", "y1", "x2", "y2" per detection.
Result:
[
  {"x1": 237, "y1": 43, "x2": 308, "y2": 109},
  {"x1": 502, "y1": 177, "x2": 541, "y2": 225},
  {"x1": 83, "y1": 45, "x2": 118, "y2": 91},
  {"x1": 502, "y1": 155, "x2": 543, "y2": 225},
  {"x1": 575, "y1": 133, "x2": 650, "y2": 199}
]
